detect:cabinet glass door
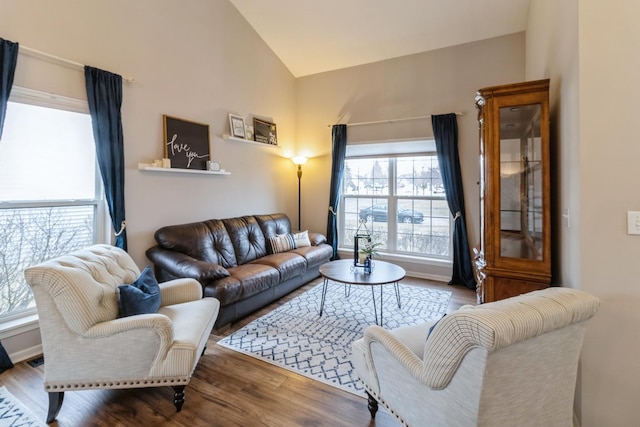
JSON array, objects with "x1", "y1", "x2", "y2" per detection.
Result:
[{"x1": 499, "y1": 103, "x2": 543, "y2": 260}]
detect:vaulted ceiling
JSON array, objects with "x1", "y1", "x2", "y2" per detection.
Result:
[{"x1": 230, "y1": 0, "x2": 531, "y2": 77}]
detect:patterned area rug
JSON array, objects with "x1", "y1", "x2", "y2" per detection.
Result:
[
  {"x1": 218, "y1": 282, "x2": 451, "y2": 396},
  {"x1": 0, "y1": 386, "x2": 46, "y2": 427}
]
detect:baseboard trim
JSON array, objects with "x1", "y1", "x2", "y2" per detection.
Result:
[
  {"x1": 405, "y1": 270, "x2": 450, "y2": 284},
  {"x1": 10, "y1": 344, "x2": 42, "y2": 364}
]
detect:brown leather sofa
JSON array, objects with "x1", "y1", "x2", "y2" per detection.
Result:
[{"x1": 146, "y1": 213, "x2": 333, "y2": 328}]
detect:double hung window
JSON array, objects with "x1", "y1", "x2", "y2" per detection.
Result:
[
  {"x1": 339, "y1": 141, "x2": 451, "y2": 259},
  {"x1": 0, "y1": 88, "x2": 106, "y2": 321}
]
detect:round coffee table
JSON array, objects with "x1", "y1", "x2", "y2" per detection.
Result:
[{"x1": 318, "y1": 259, "x2": 406, "y2": 326}]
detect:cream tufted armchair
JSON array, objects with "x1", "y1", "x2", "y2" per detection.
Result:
[
  {"x1": 24, "y1": 244, "x2": 220, "y2": 423},
  {"x1": 352, "y1": 287, "x2": 599, "y2": 427}
]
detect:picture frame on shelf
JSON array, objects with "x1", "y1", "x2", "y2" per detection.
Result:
[
  {"x1": 229, "y1": 114, "x2": 246, "y2": 139},
  {"x1": 253, "y1": 118, "x2": 278, "y2": 145},
  {"x1": 163, "y1": 115, "x2": 210, "y2": 170}
]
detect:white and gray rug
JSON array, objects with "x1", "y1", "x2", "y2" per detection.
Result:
[
  {"x1": 218, "y1": 281, "x2": 451, "y2": 396},
  {"x1": 0, "y1": 386, "x2": 46, "y2": 427}
]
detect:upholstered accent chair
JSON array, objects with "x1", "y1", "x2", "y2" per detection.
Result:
[
  {"x1": 24, "y1": 244, "x2": 220, "y2": 423},
  {"x1": 352, "y1": 287, "x2": 599, "y2": 427}
]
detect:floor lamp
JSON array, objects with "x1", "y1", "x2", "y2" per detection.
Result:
[{"x1": 292, "y1": 156, "x2": 308, "y2": 231}]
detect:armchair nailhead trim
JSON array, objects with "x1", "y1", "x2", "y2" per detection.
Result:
[
  {"x1": 45, "y1": 377, "x2": 189, "y2": 391},
  {"x1": 363, "y1": 384, "x2": 409, "y2": 427}
]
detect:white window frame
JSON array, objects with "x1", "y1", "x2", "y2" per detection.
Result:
[
  {"x1": 338, "y1": 139, "x2": 453, "y2": 262},
  {"x1": 0, "y1": 87, "x2": 108, "y2": 335}
]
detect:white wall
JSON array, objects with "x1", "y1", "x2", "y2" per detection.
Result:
[
  {"x1": 296, "y1": 33, "x2": 525, "y2": 278},
  {"x1": 0, "y1": 0, "x2": 299, "y2": 269},
  {"x1": 0, "y1": 0, "x2": 298, "y2": 359},
  {"x1": 526, "y1": 1, "x2": 640, "y2": 425},
  {"x1": 525, "y1": 0, "x2": 581, "y2": 289}
]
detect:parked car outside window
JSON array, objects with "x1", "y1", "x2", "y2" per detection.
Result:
[{"x1": 359, "y1": 205, "x2": 424, "y2": 224}]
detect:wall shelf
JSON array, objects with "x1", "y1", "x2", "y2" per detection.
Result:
[
  {"x1": 138, "y1": 166, "x2": 230, "y2": 175},
  {"x1": 223, "y1": 134, "x2": 280, "y2": 148}
]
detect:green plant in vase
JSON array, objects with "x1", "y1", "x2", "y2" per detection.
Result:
[
  {"x1": 359, "y1": 241, "x2": 382, "y2": 273},
  {"x1": 359, "y1": 241, "x2": 382, "y2": 258}
]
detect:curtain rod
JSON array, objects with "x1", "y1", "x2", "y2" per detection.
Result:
[
  {"x1": 327, "y1": 112, "x2": 464, "y2": 128},
  {"x1": 18, "y1": 45, "x2": 135, "y2": 83}
]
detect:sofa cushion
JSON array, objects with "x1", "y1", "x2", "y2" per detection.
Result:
[
  {"x1": 269, "y1": 233, "x2": 296, "y2": 254},
  {"x1": 291, "y1": 244, "x2": 334, "y2": 268},
  {"x1": 204, "y1": 264, "x2": 280, "y2": 306},
  {"x1": 223, "y1": 216, "x2": 267, "y2": 265},
  {"x1": 154, "y1": 219, "x2": 237, "y2": 267},
  {"x1": 118, "y1": 266, "x2": 161, "y2": 317},
  {"x1": 205, "y1": 219, "x2": 238, "y2": 267},
  {"x1": 255, "y1": 213, "x2": 292, "y2": 241},
  {"x1": 157, "y1": 296, "x2": 220, "y2": 353},
  {"x1": 251, "y1": 252, "x2": 307, "y2": 282}
]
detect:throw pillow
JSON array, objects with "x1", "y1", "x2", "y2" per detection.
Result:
[
  {"x1": 118, "y1": 266, "x2": 162, "y2": 318},
  {"x1": 269, "y1": 233, "x2": 296, "y2": 254},
  {"x1": 293, "y1": 230, "x2": 311, "y2": 248}
]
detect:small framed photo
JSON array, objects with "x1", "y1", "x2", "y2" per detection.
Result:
[
  {"x1": 229, "y1": 114, "x2": 246, "y2": 139},
  {"x1": 253, "y1": 118, "x2": 278, "y2": 145}
]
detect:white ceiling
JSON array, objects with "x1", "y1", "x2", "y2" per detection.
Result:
[{"x1": 230, "y1": 0, "x2": 531, "y2": 77}]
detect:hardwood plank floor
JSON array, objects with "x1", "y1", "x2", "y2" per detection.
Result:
[{"x1": 0, "y1": 277, "x2": 476, "y2": 427}]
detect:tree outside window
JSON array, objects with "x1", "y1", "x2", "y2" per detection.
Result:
[
  {"x1": 0, "y1": 95, "x2": 105, "y2": 319},
  {"x1": 340, "y1": 154, "x2": 451, "y2": 259}
]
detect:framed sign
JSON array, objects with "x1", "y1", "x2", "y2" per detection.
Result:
[
  {"x1": 163, "y1": 115, "x2": 210, "y2": 170},
  {"x1": 253, "y1": 118, "x2": 278, "y2": 145}
]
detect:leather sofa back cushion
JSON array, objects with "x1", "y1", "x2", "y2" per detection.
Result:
[
  {"x1": 222, "y1": 216, "x2": 267, "y2": 265},
  {"x1": 154, "y1": 219, "x2": 238, "y2": 268},
  {"x1": 255, "y1": 213, "x2": 291, "y2": 241}
]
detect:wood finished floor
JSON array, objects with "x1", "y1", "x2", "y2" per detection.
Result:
[{"x1": 0, "y1": 277, "x2": 476, "y2": 427}]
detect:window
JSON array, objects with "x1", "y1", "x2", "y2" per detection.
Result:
[
  {"x1": 339, "y1": 142, "x2": 451, "y2": 259},
  {"x1": 0, "y1": 88, "x2": 106, "y2": 321}
]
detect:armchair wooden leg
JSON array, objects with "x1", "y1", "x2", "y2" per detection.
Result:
[
  {"x1": 47, "y1": 391, "x2": 64, "y2": 423},
  {"x1": 172, "y1": 385, "x2": 186, "y2": 412},
  {"x1": 366, "y1": 392, "x2": 378, "y2": 419}
]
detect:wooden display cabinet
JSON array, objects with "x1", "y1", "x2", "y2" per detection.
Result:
[{"x1": 475, "y1": 79, "x2": 551, "y2": 303}]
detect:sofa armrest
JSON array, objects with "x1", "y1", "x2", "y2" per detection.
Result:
[
  {"x1": 159, "y1": 278, "x2": 203, "y2": 306},
  {"x1": 146, "y1": 246, "x2": 230, "y2": 282},
  {"x1": 84, "y1": 314, "x2": 174, "y2": 363},
  {"x1": 308, "y1": 231, "x2": 327, "y2": 246},
  {"x1": 359, "y1": 325, "x2": 426, "y2": 383},
  {"x1": 86, "y1": 313, "x2": 172, "y2": 342}
]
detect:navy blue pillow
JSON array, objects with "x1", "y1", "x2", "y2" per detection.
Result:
[{"x1": 118, "y1": 266, "x2": 161, "y2": 317}]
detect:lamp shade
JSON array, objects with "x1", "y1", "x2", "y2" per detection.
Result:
[{"x1": 292, "y1": 156, "x2": 308, "y2": 165}]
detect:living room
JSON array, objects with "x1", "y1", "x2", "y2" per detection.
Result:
[{"x1": 0, "y1": 1, "x2": 638, "y2": 426}]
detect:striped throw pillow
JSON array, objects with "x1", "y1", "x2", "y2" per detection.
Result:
[{"x1": 269, "y1": 233, "x2": 296, "y2": 254}]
